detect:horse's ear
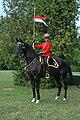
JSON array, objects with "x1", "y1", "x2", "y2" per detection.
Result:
[
  {"x1": 16, "y1": 38, "x2": 19, "y2": 42},
  {"x1": 19, "y1": 38, "x2": 23, "y2": 43}
]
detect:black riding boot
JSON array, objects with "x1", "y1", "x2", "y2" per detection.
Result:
[{"x1": 44, "y1": 57, "x2": 50, "y2": 79}]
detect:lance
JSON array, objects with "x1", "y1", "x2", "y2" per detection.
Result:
[{"x1": 32, "y1": 0, "x2": 35, "y2": 49}]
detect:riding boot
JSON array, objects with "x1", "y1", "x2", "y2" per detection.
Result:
[{"x1": 44, "y1": 56, "x2": 50, "y2": 79}]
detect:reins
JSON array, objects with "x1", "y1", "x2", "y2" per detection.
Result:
[{"x1": 24, "y1": 57, "x2": 37, "y2": 70}]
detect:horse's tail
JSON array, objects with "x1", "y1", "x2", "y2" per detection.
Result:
[{"x1": 68, "y1": 63, "x2": 80, "y2": 88}]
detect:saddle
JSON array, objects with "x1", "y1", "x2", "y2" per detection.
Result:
[{"x1": 39, "y1": 56, "x2": 59, "y2": 68}]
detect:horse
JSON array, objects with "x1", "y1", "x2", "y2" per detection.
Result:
[{"x1": 15, "y1": 38, "x2": 78, "y2": 103}]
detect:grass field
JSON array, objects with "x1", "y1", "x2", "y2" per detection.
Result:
[{"x1": 0, "y1": 71, "x2": 80, "y2": 120}]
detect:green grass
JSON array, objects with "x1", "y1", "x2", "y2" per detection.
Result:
[{"x1": 0, "y1": 70, "x2": 80, "y2": 120}]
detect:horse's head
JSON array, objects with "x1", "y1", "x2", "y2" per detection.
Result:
[
  {"x1": 15, "y1": 38, "x2": 26, "y2": 57},
  {"x1": 15, "y1": 38, "x2": 36, "y2": 59}
]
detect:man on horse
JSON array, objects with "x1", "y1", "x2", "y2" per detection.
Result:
[{"x1": 35, "y1": 33, "x2": 52, "y2": 78}]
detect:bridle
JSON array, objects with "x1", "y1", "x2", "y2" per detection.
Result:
[{"x1": 16, "y1": 42, "x2": 38, "y2": 70}]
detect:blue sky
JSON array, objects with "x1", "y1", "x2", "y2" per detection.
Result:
[
  {"x1": 76, "y1": 8, "x2": 80, "y2": 28},
  {"x1": 0, "y1": 0, "x2": 6, "y2": 16}
]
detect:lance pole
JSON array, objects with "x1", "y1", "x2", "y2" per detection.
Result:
[
  {"x1": 32, "y1": 0, "x2": 35, "y2": 49},
  {"x1": 33, "y1": 6, "x2": 35, "y2": 40}
]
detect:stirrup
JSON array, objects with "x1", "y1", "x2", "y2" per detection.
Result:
[{"x1": 45, "y1": 72, "x2": 50, "y2": 79}]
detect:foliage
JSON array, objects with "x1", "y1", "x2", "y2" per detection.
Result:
[
  {"x1": 0, "y1": 0, "x2": 80, "y2": 87},
  {"x1": 0, "y1": 16, "x2": 16, "y2": 69},
  {"x1": 13, "y1": 58, "x2": 30, "y2": 86},
  {"x1": 41, "y1": 77, "x2": 56, "y2": 89}
]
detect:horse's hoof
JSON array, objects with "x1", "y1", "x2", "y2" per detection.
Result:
[
  {"x1": 31, "y1": 98, "x2": 36, "y2": 103},
  {"x1": 35, "y1": 99, "x2": 40, "y2": 104},
  {"x1": 55, "y1": 96, "x2": 59, "y2": 100},
  {"x1": 63, "y1": 98, "x2": 66, "y2": 101}
]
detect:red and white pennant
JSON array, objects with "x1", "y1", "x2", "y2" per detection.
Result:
[{"x1": 34, "y1": 15, "x2": 48, "y2": 27}]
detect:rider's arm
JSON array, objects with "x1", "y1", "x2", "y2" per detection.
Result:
[{"x1": 35, "y1": 43, "x2": 43, "y2": 49}]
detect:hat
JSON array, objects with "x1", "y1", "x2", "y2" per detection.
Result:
[{"x1": 44, "y1": 33, "x2": 49, "y2": 38}]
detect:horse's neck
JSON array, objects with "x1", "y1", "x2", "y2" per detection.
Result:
[
  {"x1": 24, "y1": 49, "x2": 36, "y2": 65},
  {"x1": 25, "y1": 55, "x2": 35, "y2": 65}
]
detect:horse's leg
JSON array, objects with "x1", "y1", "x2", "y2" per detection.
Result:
[
  {"x1": 31, "y1": 80, "x2": 36, "y2": 102},
  {"x1": 63, "y1": 78, "x2": 68, "y2": 101},
  {"x1": 55, "y1": 76, "x2": 62, "y2": 100},
  {"x1": 61, "y1": 72, "x2": 68, "y2": 101},
  {"x1": 35, "y1": 79, "x2": 40, "y2": 103}
]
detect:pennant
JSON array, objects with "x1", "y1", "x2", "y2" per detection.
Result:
[{"x1": 34, "y1": 15, "x2": 48, "y2": 27}]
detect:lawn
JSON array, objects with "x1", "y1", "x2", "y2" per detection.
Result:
[{"x1": 0, "y1": 70, "x2": 80, "y2": 120}]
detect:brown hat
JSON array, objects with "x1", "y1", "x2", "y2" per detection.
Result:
[{"x1": 44, "y1": 33, "x2": 49, "y2": 38}]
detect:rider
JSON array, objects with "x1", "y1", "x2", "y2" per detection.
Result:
[{"x1": 35, "y1": 33, "x2": 52, "y2": 78}]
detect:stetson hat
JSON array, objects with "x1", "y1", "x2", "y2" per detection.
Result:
[{"x1": 44, "y1": 33, "x2": 49, "y2": 38}]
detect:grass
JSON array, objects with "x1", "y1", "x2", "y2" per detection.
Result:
[{"x1": 0, "y1": 70, "x2": 80, "y2": 120}]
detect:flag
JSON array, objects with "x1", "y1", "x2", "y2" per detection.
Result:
[{"x1": 34, "y1": 15, "x2": 48, "y2": 27}]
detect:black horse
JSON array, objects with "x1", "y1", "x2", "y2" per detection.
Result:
[{"x1": 15, "y1": 38, "x2": 78, "y2": 103}]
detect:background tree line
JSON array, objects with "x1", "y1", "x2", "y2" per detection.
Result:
[{"x1": 0, "y1": 0, "x2": 80, "y2": 87}]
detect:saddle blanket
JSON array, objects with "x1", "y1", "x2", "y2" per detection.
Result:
[
  {"x1": 39, "y1": 56, "x2": 59, "y2": 68},
  {"x1": 47, "y1": 56, "x2": 59, "y2": 68}
]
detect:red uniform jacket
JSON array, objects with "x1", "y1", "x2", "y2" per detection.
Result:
[{"x1": 35, "y1": 41, "x2": 52, "y2": 57}]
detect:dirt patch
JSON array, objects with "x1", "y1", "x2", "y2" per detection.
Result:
[{"x1": 0, "y1": 88, "x2": 16, "y2": 91}]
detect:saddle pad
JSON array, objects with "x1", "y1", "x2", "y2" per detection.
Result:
[{"x1": 47, "y1": 57, "x2": 59, "y2": 68}]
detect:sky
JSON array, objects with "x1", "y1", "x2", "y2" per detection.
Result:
[
  {"x1": 0, "y1": 0, "x2": 80, "y2": 33},
  {"x1": 0, "y1": 0, "x2": 6, "y2": 16},
  {"x1": 76, "y1": 8, "x2": 80, "y2": 28}
]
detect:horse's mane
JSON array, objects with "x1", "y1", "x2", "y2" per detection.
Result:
[
  {"x1": 23, "y1": 41, "x2": 37, "y2": 56},
  {"x1": 24, "y1": 42, "x2": 33, "y2": 50}
]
